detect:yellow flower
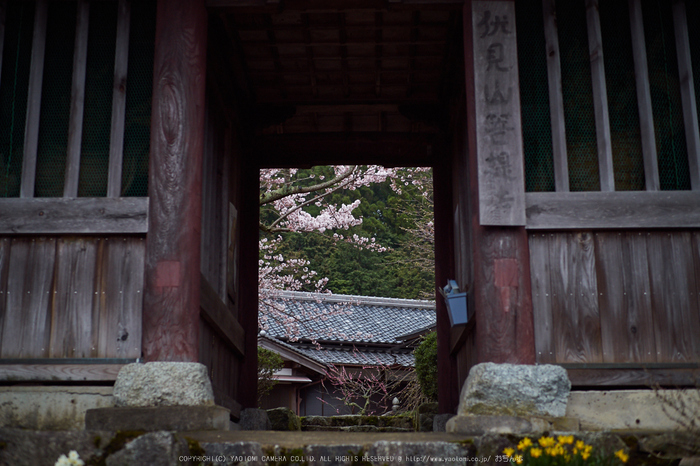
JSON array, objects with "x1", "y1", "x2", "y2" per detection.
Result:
[
  {"x1": 581, "y1": 451, "x2": 591, "y2": 460},
  {"x1": 530, "y1": 448, "x2": 543, "y2": 458},
  {"x1": 515, "y1": 456, "x2": 523, "y2": 464},
  {"x1": 517, "y1": 438, "x2": 533, "y2": 450},
  {"x1": 557, "y1": 435, "x2": 574, "y2": 445},
  {"x1": 552, "y1": 444, "x2": 566, "y2": 456},
  {"x1": 615, "y1": 449, "x2": 629, "y2": 463},
  {"x1": 503, "y1": 447, "x2": 515, "y2": 458},
  {"x1": 538, "y1": 436, "x2": 556, "y2": 448}
]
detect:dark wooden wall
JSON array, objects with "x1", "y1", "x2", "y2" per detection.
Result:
[
  {"x1": 197, "y1": 92, "x2": 246, "y2": 418},
  {"x1": 530, "y1": 230, "x2": 700, "y2": 385},
  {"x1": 0, "y1": 235, "x2": 144, "y2": 360}
]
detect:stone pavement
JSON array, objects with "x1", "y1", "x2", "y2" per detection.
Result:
[{"x1": 2, "y1": 428, "x2": 699, "y2": 466}]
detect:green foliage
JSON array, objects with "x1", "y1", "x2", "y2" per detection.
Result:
[
  {"x1": 414, "y1": 332, "x2": 438, "y2": 402},
  {"x1": 258, "y1": 347, "x2": 284, "y2": 403},
  {"x1": 263, "y1": 167, "x2": 435, "y2": 299}
]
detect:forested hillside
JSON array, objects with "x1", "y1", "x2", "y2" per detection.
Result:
[{"x1": 259, "y1": 166, "x2": 434, "y2": 300}]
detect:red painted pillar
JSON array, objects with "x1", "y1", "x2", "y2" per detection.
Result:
[
  {"x1": 142, "y1": 0, "x2": 208, "y2": 362},
  {"x1": 463, "y1": 0, "x2": 536, "y2": 365}
]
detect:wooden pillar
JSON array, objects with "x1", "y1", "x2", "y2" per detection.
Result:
[
  {"x1": 143, "y1": 0, "x2": 207, "y2": 362},
  {"x1": 236, "y1": 152, "x2": 260, "y2": 408},
  {"x1": 434, "y1": 153, "x2": 460, "y2": 413},
  {"x1": 463, "y1": 0, "x2": 535, "y2": 365}
]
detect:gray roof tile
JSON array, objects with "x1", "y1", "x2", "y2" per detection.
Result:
[{"x1": 261, "y1": 291, "x2": 436, "y2": 345}]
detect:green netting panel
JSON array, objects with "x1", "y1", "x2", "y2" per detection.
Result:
[
  {"x1": 599, "y1": 0, "x2": 645, "y2": 191},
  {"x1": 516, "y1": 0, "x2": 555, "y2": 192},
  {"x1": 0, "y1": 1, "x2": 35, "y2": 198},
  {"x1": 35, "y1": 2, "x2": 77, "y2": 197},
  {"x1": 642, "y1": 0, "x2": 690, "y2": 191},
  {"x1": 557, "y1": 0, "x2": 600, "y2": 191},
  {"x1": 121, "y1": 1, "x2": 155, "y2": 197},
  {"x1": 687, "y1": 1, "x2": 700, "y2": 159},
  {"x1": 79, "y1": 1, "x2": 117, "y2": 197}
]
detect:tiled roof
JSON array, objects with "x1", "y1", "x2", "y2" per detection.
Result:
[
  {"x1": 293, "y1": 346, "x2": 415, "y2": 367},
  {"x1": 261, "y1": 290, "x2": 436, "y2": 345}
]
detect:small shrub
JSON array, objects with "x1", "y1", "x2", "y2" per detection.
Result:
[
  {"x1": 258, "y1": 346, "x2": 284, "y2": 403},
  {"x1": 414, "y1": 331, "x2": 438, "y2": 401}
]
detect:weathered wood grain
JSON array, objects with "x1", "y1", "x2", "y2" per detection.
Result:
[
  {"x1": 542, "y1": 0, "x2": 569, "y2": 192},
  {"x1": 1, "y1": 238, "x2": 56, "y2": 358},
  {"x1": 463, "y1": 2, "x2": 534, "y2": 373},
  {"x1": 20, "y1": 0, "x2": 48, "y2": 198},
  {"x1": 50, "y1": 238, "x2": 98, "y2": 358},
  {"x1": 107, "y1": 0, "x2": 131, "y2": 198},
  {"x1": 647, "y1": 232, "x2": 700, "y2": 362},
  {"x1": 566, "y1": 367, "x2": 700, "y2": 387},
  {"x1": 200, "y1": 274, "x2": 245, "y2": 357},
  {"x1": 64, "y1": 0, "x2": 90, "y2": 198},
  {"x1": 594, "y1": 232, "x2": 656, "y2": 363},
  {"x1": 628, "y1": 0, "x2": 660, "y2": 191},
  {"x1": 672, "y1": 0, "x2": 700, "y2": 190},
  {"x1": 471, "y1": 1, "x2": 526, "y2": 225},
  {"x1": 0, "y1": 197, "x2": 148, "y2": 234},
  {"x1": 0, "y1": 364, "x2": 124, "y2": 382},
  {"x1": 585, "y1": 0, "x2": 614, "y2": 192},
  {"x1": 528, "y1": 233, "x2": 555, "y2": 363},
  {"x1": 526, "y1": 191, "x2": 700, "y2": 229},
  {"x1": 106, "y1": 237, "x2": 144, "y2": 359},
  {"x1": 548, "y1": 232, "x2": 602, "y2": 363},
  {"x1": 143, "y1": 0, "x2": 208, "y2": 362}
]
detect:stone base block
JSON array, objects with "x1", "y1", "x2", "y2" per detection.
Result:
[
  {"x1": 446, "y1": 415, "x2": 534, "y2": 435},
  {"x1": 85, "y1": 405, "x2": 230, "y2": 432}
]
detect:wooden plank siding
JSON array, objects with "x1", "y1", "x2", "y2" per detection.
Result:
[
  {"x1": 529, "y1": 230, "x2": 700, "y2": 381},
  {"x1": 0, "y1": 236, "x2": 145, "y2": 366},
  {"x1": 0, "y1": 197, "x2": 148, "y2": 234}
]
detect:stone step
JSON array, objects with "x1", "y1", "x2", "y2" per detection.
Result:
[{"x1": 2, "y1": 428, "x2": 698, "y2": 466}]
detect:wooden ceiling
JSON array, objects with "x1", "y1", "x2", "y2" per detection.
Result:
[{"x1": 208, "y1": 1, "x2": 464, "y2": 137}]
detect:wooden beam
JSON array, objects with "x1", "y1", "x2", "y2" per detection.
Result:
[
  {"x1": 253, "y1": 132, "x2": 439, "y2": 167},
  {"x1": 542, "y1": 0, "x2": 569, "y2": 192},
  {"x1": 237, "y1": 155, "x2": 260, "y2": 409},
  {"x1": 526, "y1": 191, "x2": 700, "y2": 229},
  {"x1": 200, "y1": 273, "x2": 245, "y2": 357},
  {"x1": 143, "y1": 0, "x2": 208, "y2": 362},
  {"x1": 585, "y1": 0, "x2": 614, "y2": 192},
  {"x1": 565, "y1": 366, "x2": 700, "y2": 387},
  {"x1": 107, "y1": 0, "x2": 131, "y2": 198},
  {"x1": 471, "y1": 0, "x2": 526, "y2": 225},
  {"x1": 19, "y1": 0, "x2": 48, "y2": 198},
  {"x1": 672, "y1": 0, "x2": 700, "y2": 190},
  {"x1": 434, "y1": 150, "x2": 459, "y2": 413},
  {"x1": 64, "y1": 0, "x2": 90, "y2": 198},
  {"x1": 464, "y1": 0, "x2": 535, "y2": 367},
  {"x1": 0, "y1": 197, "x2": 148, "y2": 234},
  {"x1": 629, "y1": 0, "x2": 660, "y2": 191},
  {"x1": 0, "y1": 364, "x2": 125, "y2": 382},
  {"x1": 207, "y1": 0, "x2": 464, "y2": 8}
]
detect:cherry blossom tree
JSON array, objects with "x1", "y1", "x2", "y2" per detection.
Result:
[
  {"x1": 258, "y1": 165, "x2": 397, "y2": 340},
  {"x1": 258, "y1": 165, "x2": 435, "y2": 339}
]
